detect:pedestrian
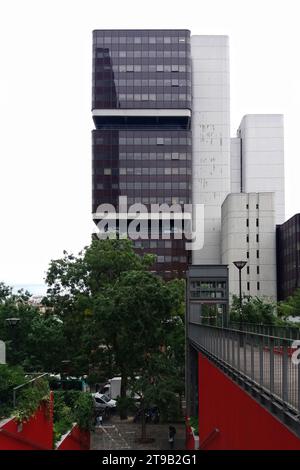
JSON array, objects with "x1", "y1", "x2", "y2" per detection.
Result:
[
  {"x1": 96, "y1": 413, "x2": 103, "y2": 427},
  {"x1": 168, "y1": 425, "x2": 176, "y2": 450}
]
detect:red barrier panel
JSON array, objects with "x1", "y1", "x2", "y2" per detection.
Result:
[
  {"x1": 56, "y1": 425, "x2": 90, "y2": 450},
  {"x1": 198, "y1": 353, "x2": 300, "y2": 450},
  {"x1": 0, "y1": 392, "x2": 53, "y2": 450}
]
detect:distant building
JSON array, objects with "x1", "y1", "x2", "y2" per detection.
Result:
[
  {"x1": 222, "y1": 192, "x2": 277, "y2": 301},
  {"x1": 276, "y1": 213, "x2": 300, "y2": 300}
]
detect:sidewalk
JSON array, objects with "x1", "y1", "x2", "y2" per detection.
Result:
[{"x1": 91, "y1": 415, "x2": 185, "y2": 450}]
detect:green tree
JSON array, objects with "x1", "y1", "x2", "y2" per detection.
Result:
[
  {"x1": 230, "y1": 295, "x2": 276, "y2": 325},
  {"x1": 0, "y1": 282, "x2": 66, "y2": 371},
  {"x1": 277, "y1": 289, "x2": 300, "y2": 322},
  {"x1": 45, "y1": 239, "x2": 184, "y2": 419}
]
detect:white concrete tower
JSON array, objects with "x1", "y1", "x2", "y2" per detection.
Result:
[
  {"x1": 221, "y1": 192, "x2": 277, "y2": 301},
  {"x1": 191, "y1": 35, "x2": 231, "y2": 264},
  {"x1": 236, "y1": 114, "x2": 285, "y2": 224}
]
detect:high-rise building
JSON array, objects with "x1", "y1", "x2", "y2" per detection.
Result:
[
  {"x1": 191, "y1": 36, "x2": 231, "y2": 266},
  {"x1": 91, "y1": 30, "x2": 286, "y2": 296},
  {"x1": 277, "y1": 213, "x2": 300, "y2": 300},
  {"x1": 92, "y1": 29, "x2": 192, "y2": 278}
]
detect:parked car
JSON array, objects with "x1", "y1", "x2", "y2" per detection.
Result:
[{"x1": 92, "y1": 392, "x2": 117, "y2": 411}]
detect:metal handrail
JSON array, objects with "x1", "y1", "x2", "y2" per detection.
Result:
[
  {"x1": 12, "y1": 373, "x2": 48, "y2": 408},
  {"x1": 188, "y1": 321, "x2": 300, "y2": 416},
  {"x1": 228, "y1": 321, "x2": 300, "y2": 340}
]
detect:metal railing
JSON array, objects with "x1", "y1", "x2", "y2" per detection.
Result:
[
  {"x1": 189, "y1": 322, "x2": 300, "y2": 415},
  {"x1": 12, "y1": 373, "x2": 48, "y2": 408},
  {"x1": 229, "y1": 321, "x2": 300, "y2": 340}
]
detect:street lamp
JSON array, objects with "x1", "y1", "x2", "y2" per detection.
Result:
[
  {"x1": 5, "y1": 318, "x2": 20, "y2": 327},
  {"x1": 233, "y1": 261, "x2": 247, "y2": 329},
  {"x1": 5, "y1": 317, "x2": 20, "y2": 365}
]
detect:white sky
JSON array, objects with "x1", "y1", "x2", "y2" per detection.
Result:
[{"x1": 0, "y1": 0, "x2": 299, "y2": 290}]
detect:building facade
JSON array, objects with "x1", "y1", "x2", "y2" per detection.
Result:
[
  {"x1": 191, "y1": 35, "x2": 231, "y2": 265},
  {"x1": 91, "y1": 30, "x2": 286, "y2": 294},
  {"x1": 92, "y1": 29, "x2": 193, "y2": 278},
  {"x1": 277, "y1": 213, "x2": 300, "y2": 300},
  {"x1": 221, "y1": 192, "x2": 277, "y2": 301}
]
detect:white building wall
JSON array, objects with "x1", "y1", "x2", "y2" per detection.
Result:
[
  {"x1": 238, "y1": 114, "x2": 285, "y2": 224},
  {"x1": 191, "y1": 35, "x2": 231, "y2": 264},
  {"x1": 221, "y1": 192, "x2": 277, "y2": 301},
  {"x1": 230, "y1": 137, "x2": 241, "y2": 193}
]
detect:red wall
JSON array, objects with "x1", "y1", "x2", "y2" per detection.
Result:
[
  {"x1": 56, "y1": 425, "x2": 90, "y2": 450},
  {"x1": 198, "y1": 352, "x2": 300, "y2": 450},
  {"x1": 0, "y1": 392, "x2": 54, "y2": 450}
]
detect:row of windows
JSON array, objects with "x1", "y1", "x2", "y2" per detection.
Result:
[
  {"x1": 190, "y1": 290, "x2": 225, "y2": 299},
  {"x1": 95, "y1": 50, "x2": 188, "y2": 59},
  {"x1": 95, "y1": 93, "x2": 190, "y2": 101},
  {"x1": 118, "y1": 182, "x2": 191, "y2": 190},
  {"x1": 96, "y1": 78, "x2": 191, "y2": 86},
  {"x1": 156, "y1": 255, "x2": 187, "y2": 263},
  {"x1": 95, "y1": 136, "x2": 192, "y2": 145},
  {"x1": 246, "y1": 250, "x2": 260, "y2": 259},
  {"x1": 247, "y1": 282, "x2": 260, "y2": 291},
  {"x1": 95, "y1": 93, "x2": 191, "y2": 101},
  {"x1": 94, "y1": 36, "x2": 189, "y2": 45},
  {"x1": 246, "y1": 218, "x2": 259, "y2": 227},
  {"x1": 191, "y1": 281, "x2": 227, "y2": 289},
  {"x1": 246, "y1": 234, "x2": 259, "y2": 243},
  {"x1": 95, "y1": 167, "x2": 191, "y2": 176},
  {"x1": 95, "y1": 65, "x2": 191, "y2": 73},
  {"x1": 246, "y1": 204, "x2": 259, "y2": 209},
  {"x1": 134, "y1": 240, "x2": 176, "y2": 248},
  {"x1": 93, "y1": 196, "x2": 191, "y2": 205},
  {"x1": 95, "y1": 154, "x2": 191, "y2": 162},
  {"x1": 246, "y1": 266, "x2": 260, "y2": 275}
]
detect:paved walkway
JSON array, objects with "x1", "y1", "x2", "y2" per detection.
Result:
[{"x1": 91, "y1": 416, "x2": 186, "y2": 450}]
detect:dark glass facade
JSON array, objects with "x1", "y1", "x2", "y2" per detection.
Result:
[
  {"x1": 92, "y1": 29, "x2": 191, "y2": 110},
  {"x1": 92, "y1": 30, "x2": 192, "y2": 278},
  {"x1": 277, "y1": 214, "x2": 300, "y2": 300}
]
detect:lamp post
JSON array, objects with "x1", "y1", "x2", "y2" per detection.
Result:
[
  {"x1": 233, "y1": 261, "x2": 247, "y2": 330},
  {"x1": 5, "y1": 317, "x2": 20, "y2": 365},
  {"x1": 5, "y1": 318, "x2": 20, "y2": 327}
]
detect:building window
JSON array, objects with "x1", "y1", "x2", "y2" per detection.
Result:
[
  {"x1": 247, "y1": 282, "x2": 250, "y2": 291},
  {"x1": 257, "y1": 266, "x2": 260, "y2": 275},
  {"x1": 246, "y1": 234, "x2": 249, "y2": 243},
  {"x1": 104, "y1": 168, "x2": 111, "y2": 175},
  {"x1": 246, "y1": 204, "x2": 249, "y2": 209},
  {"x1": 256, "y1": 218, "x2": 259, "y2": 227},
  {"x1": 256, "y1": 234, "x2": 259, "y2": 243},
  {"x1": 256, "y1": 204, "x2": 259, "y2": 209},
  {"x1": 247, "y1": 251, "x2": 249, "y2": 259},
  {"x1": 257, "y1": 282, "x2": 260, "y2": 290},
  {"x1": 246, "y1": 219, "x2": 249, "y2": 227},
  {"x1": 156, "y1": 137, "x2": 164, "y2": 145},
  {"x1": 256, "y1": 250, "x2": 259, "y2": 258},
  {"x1": 247, "y1": 266, "x2": 250, "y2": 275}
]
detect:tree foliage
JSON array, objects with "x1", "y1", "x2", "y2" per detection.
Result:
[
  {"x1": 230, "y1": 295, "x2": 277, "y2": 325},
  {"x1": 44, "y1": 239, "x2": 185, "y2": 418},
  {"x1": 277, "y1": 289, "x2": 300, "y2": 322}
]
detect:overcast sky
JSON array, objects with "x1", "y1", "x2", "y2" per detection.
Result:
[{"x1": 0, "y1": 0, "x2": 299, "y2": 292}]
